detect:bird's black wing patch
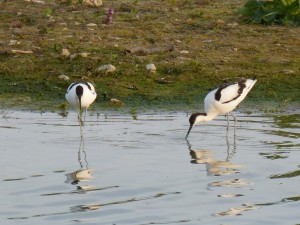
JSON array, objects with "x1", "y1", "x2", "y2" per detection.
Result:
[
  {"x1": 82, "y1": 82, "x2": 92, "y2": 90},
  {"x1": 214, "y1": 82, "x2": 234, "y2": 101},
  {"x1": 68, "y1": 82, "x2": 78, "y2": 91},
  {"x1": 222, "y1": 79, "x2": 246, "y2": 104},
  {"x1": 68, "y1": 82, "x2": 92, "y2": 91}
]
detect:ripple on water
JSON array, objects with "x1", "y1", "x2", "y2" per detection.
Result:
[{"x1": 1, "y1": 111, "x2": 300, "y2": 224}]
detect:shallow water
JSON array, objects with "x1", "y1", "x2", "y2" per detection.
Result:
[{"x1": 1, "y1": 110, "x2": 300, "y2": 225}]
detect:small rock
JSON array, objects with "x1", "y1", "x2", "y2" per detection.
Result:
[
  {"x1": 79, "y1": 52, "x2": 89, "y2": 58},
  {"x1": 110, "y1": 98, "x2": 123, "y2": 106},
  {"x1": 58, "y1": 75, "x2": 70, "y2": 81},
  {"x1": 180, "y1": 50, "x2": 189, "y2": 54},
  {"x1": 11, "y1": 50, "x2": 33, "y2": 54},
  {"x1": 83, "y1": 0, "x2": 102, "y2": 7},
  {"x1": 96, "y1": 64, "x2": 116, "y2": 74},
  {"x1": 9, "y1": 40, "x2": 20, "y2": 46},
  {"x1": 86, "y1": 23, "x2": 98, "y2": 27},
  {"x1": 24, "y1": 0, "x2": 45, "y2": 3},
  {"x1": 61, "y1": 48, "x2": 71, "y2": 57},
  {"x1": 146, "y1": 63, "x2": 156, "y2": 73}
]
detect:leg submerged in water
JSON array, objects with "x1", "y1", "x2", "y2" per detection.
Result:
[
  {"x1": 226, "y1": 113, "x2": 230, "y2": 137},
  {"x1": 77, "y1": 107, "x2": 84, "y2": 137},
  {"x1": 229, "y1": 112, "x2": 237, "y2": 138}
]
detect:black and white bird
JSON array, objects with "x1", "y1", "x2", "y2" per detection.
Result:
[
  {"x1": 65, "y1": 82, "x2": 97, "y2": 126},
  {"x1": 185, "y1": 77, "x2": 257, "y2": 139}
]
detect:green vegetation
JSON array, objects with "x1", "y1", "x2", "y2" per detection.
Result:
[
  {"x1": 0, "y1": 0, "x2": 299, "y2": 112},
  {"x1": 240, "y1": 0, "x2": 300, "y2": 26},
  {"x1": 270, "y1": 169, "x2": 300, "y2": 178}
]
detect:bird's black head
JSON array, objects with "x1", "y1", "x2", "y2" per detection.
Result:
[
  {"x1": 185, "y1": 113, "x2": 207, "y2": 139},
  {"x1": 189, "y1": 113, "x2": 199, "y2": 126},
  {"x1": 76, "y1": 85, "x2": 84, "y2": 98}
]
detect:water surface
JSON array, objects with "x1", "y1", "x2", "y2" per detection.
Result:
[{"x1": 1, "y1": 110, "x2": 300, "y2": 225}]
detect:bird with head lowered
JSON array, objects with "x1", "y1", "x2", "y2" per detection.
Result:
[
  {"x1": 185, "y1": 77, "x2": 257, "y2": 139},
  {"x1": 65, "y1": 82, "x2": 97, "y2": 130}
]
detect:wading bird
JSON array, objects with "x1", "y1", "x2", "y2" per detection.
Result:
[
  {"x1": 65, "y1": 82, "x2": 97, "y2": 129},
  {"x1": 185, "y1": 77, "x2": 257, "y2": 139}
]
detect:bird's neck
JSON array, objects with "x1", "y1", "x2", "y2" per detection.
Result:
[{"x1": 195, "y1": 112, "x2": 218, "y2": 123}]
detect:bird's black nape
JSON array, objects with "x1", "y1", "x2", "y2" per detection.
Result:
[{"x1": 76, "y1": 85, "x2": 84, "y2": 112}]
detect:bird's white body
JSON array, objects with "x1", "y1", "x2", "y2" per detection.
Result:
[
  {"x1": 65, "y1": 82, "x2": 97, "y2": 134},
  {"x1": 186, "y1": 77, "x2": 257, "y2": 138},
  {"x1": 65, "y1": 82, "x2": 97, "y2": 110},
  {"x1": 201, "y1": 78, "x2": 257, "y2": 123}
]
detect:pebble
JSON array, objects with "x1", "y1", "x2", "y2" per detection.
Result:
[
  {"x1": 79, "y1": 52, "x2": 89, "y2": 58},
  {"x1": 9, "y1": 40, "x2": 20, "y2": 46},
  {"x1": 180, "y1": 50, "x2": 189, "y2": 54},
  {"x1": 83, "y1": 0, "x2": 102, "y2": 7},
  {"x1": 96, "y1": 64, "x2": 116, "y2": 73},
  {"x1": 61, "y1": 48, "x2": 71, "y2": 57},
  {"x1": 86, "y1": 23, "x2": 98, "y2": 27},
  {"x1": 146, "y1": 63, "x2": 156, "y2": 73},
  {"x1": 58, "y1": 75, "x2": 70, "y2": 81},
  {"x1": 110, "y1": 98, "x2": 123, "y2": 106},
  {"x1": 24, "y1": 0, "x2": 45, "y2": 3}
]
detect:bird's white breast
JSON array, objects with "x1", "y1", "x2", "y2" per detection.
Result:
[{"x1": 65, "y1": 82, "x2": 97, "y2": 109}]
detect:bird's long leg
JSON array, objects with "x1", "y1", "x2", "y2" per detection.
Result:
[
  {"x1": 83, "y1": 108, "x2": 87, "y2": 126},
  {"x1": 77, "y1": 107, "x2": 84, "y2": 137},
  {"x1": 77, "y1": 107, "x2": 82, "y2": 124},
  {"x1": 226, "y1": 113, "x2": 230, "y2": 136},
  {"x1": 229, "y1": 112, "x2": 237, "y2": 138},
  {"x1": 79, "y1": 108, "x2": 88, "y2": 137},
  {"x1": 226, "y1": 130, "x2": 230, "y2": 155},
  {"x1": 78, "y1": 136, "x2": 84, "y2": 169}
]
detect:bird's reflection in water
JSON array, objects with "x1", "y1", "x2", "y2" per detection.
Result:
[
  {"x1": 65, "y1": 136, "x2": 94, "y2": 189},
  {"x1": 186, "y1": 140, "x2": 258, "y2": 216},
  {"x1": 213, "y1": 203, "x2": 259, "y2": 216},
  {"x1": 187, "y1": 140, "x2": 242, "y2": 176}
]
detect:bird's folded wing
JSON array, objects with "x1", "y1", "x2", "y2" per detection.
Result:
[{"x1": 216, "y1": 83, "x2": 241, "y2": 104}]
